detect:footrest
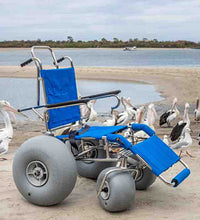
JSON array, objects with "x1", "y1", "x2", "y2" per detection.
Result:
[
  {"x1": 171, "y1": 168, "x2": 190, "y2": 187},
  {"x1": 130, "y1": 135, "x2": 180, "y2": 176},
  {"x1": 130, "y1": 135, "x2": 190, "y2": 187}
]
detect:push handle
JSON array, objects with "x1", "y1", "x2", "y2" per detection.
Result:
[
  {"x1": 20, "y1": 58, "x2": 33, "y2": 67},
  {"x1": 57, "y1": 57, "x2": 65, "y2": 63}
]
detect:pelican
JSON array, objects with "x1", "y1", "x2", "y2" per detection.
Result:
[
  {"x1": 80, "y1": 100, "x2": 98, "y2": 122},
  {"x1": 133, "y1": 104, "x2": 157, "y2": 140},
  {"x1": 135, "y1": 106, "x2": 145, "y2": 124},
  {"x1": 0, "y1": 101, "x2": 26, "y2": 160},
  {"x1": 163, "y1": 135, "x2": 169, "y2": 145},
  {"x1": 170, "y1": 103, "x2": 190, "y2": 142},
  {"x1": 159, "y1": 98, "x2": 179, "y2": 127},
  {"x1": 194, "y1": 97, "x2": 200, "y2": 121},
  {"x1": 123, "y1": 97, "x2": 137, "y2": 120},
  {"x1": 116, "y1": 97, "x2": 133, "y2": 125},
  {"x1": 103, "y1": 110, "x2": 118, "y2": 126},
  {"x1": 133, "y1": 106, "x2": 148, "y2": 140},
  {"x1": 146, "y1": 103, "x2": 157, "y2": 130},
  {"x1": 171, "y1": 127, "x2": 193, "y2": 158}
]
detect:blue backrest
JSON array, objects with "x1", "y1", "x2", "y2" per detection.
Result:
[{"x1": 40, "y1": 67, "x2": 81, "y2": 130}]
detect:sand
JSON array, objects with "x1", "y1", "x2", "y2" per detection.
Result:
[{"x1": 0, "y1": 65, "x2": 200, "y2": 219}]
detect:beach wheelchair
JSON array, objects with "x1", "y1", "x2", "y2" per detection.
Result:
[{"x1": 13, "y1": 46, "x2": 190, "y2": 212}]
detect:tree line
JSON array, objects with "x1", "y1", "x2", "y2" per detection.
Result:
[{"x1": 0, "y1": 37, "x2": 199, "y2": 48}]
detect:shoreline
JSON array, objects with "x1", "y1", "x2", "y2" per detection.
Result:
[
  {"x1": 0, "y1": 65, "x2": 199, "y2": 105},
  {"x1": 0, "y1": 47, "x2": 195, "y2": 51}
]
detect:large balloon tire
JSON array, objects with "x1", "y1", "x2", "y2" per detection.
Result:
[
  {"x1": 128, "y1": 155, "x2": 156, "y2": 190},
  {"x1": 13, "y1": 136, "x2": 77, "y2": 206},
  {"x1": 96, "y1": 167, "x2": 136, "y2": 212},
  {"x1": 76, "y1": 140, "x2": 116, "y2": 179}
]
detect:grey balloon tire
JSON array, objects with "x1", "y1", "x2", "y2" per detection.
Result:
[
  {"x1": 13, "y1": 136, "x2": 77, "y2": 206},
  {"x1": 96, "y1": 167, "x2": 136, "y2": 212}
]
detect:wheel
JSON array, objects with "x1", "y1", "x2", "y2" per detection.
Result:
[
  {"x1": 96, "y1": 167, "x2": 136, "y2": 212},
  {"x1": 128, "y1": 154, "x2": 156, "y2": 190},
  {"x1": 76, "y1": 140, "x2": 116, "y2": 179},
  {"x1": 13, "y1": 135, "x2": 77, "y2": 206}
]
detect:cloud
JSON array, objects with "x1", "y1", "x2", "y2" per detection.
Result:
[{"x1": 0, "y1": 0, "x2": 199, "y2": 41}]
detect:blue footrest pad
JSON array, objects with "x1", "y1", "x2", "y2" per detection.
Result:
[
  {"x1": 130, "y1": 135, "x2": 180, "y2": 176},
  {"x1": 171, "y1": 168, "x2": 190, "y2": 187}
]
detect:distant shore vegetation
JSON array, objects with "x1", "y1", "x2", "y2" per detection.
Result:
[{"x1": 0, "y1": 37, "x2": 200, "y2": 48}]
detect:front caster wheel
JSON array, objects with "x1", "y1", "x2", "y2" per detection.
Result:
[
  {"x1": 96, "y1": 167, "x2": 136, "y2": 212},
  {"x1": 13, "y1": 136, "x2": 77, "y2": 206}
]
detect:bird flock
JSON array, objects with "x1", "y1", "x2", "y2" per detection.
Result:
[
  {"x1": 81, "y1": 96, "x2": 200, "y2": 158},
  {"x1": 0, "y1": 96, "x2": 199, "y2": 160}
]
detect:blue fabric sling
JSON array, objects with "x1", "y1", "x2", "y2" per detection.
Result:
[{"x1": 40, "y1": 67, "x2": 81, "y2": 129}]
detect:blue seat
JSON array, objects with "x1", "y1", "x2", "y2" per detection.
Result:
[
  {"x1": 57, "y1": 125, "x2": 127, "y2": 140},
  {"x1": 40, "y1": 67, "x2": 81, "y2": 130}
]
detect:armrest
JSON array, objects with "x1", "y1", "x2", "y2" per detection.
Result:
[
  {"x1": 18, "y1": 90, "x2": 121, "y2": 113},
  {"x1": 18, "y1": 98, "x2": 91, "y2": 112},
  {"x1": 81, "y1": 90, "x2": 121, "y2": 99}
]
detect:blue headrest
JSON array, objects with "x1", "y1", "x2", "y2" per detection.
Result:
[{"x1": 40, "y1": 67, "x2": 81, "y2": 129}]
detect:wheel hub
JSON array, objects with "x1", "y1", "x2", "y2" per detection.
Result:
[
  {"x1": 100, "y1": 181, "x2": 110, "y2": 200},
  {"x1": 26, "y1": 161, "x2": 49, "y2": 187}
]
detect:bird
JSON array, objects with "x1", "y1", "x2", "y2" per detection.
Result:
[
  {"x1": 135, "y1": 106, "x2": 145, "y2": 124},
  {"x1": 116, "y1": 97, "x2": 134, "y2": 125},
  {"x1": 0, "y1": 101, "x2": 24, "y2": 161},
  {"x1": 171, "y1": 127, "x2": 193, "y2": 158},
  {"x1": 122, "y1": 97, "x2": 137, "y2": 120},
  {"x1": 159, "y1": 97, "x2": 179, "y2": 127},
  {"x1": 133, "y1": 106, "x2": 148, "y2": 140},
  {"x1": 80, "y1": 99, "x2": 98, "y2": 122},
  {"x1": 170, "y1": 103, "x2": 190, "y2": 142},
  {"x1": 146, "y1": 103, "x2": 157, "y2": 130},
  {"x1": 194, "y1": 97, "x2": 200, "y2": 121},
  {"x1": 163, "y1": 135, "x2": 169, "y2": 145},
  {"x1": 103, "y1": 110, "x2": 118, "y2": 126},
  {"x1": 133, "y1": 104, "x2": 157, "y2": 141}
]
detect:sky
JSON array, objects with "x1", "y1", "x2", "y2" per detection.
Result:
[{"x1": 0, "y1": 0, "x2": 200, "y2": 42}]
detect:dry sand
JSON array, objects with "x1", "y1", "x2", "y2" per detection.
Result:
[{"x1": 0, "y1": 65, "x2": 200, "y2": 219}]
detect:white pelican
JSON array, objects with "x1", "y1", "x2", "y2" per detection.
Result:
[
  {"x1": 0, "y1": 101, "x2": 25, "y2": 160},
  {"x1": 159, "y1": 98, "x2": 179, "y2": 127},
  {"x1": 134, "y1": 104, "x2": 157, "y2": 140},
  {"x1": 135, "y1": 106, "x2": 145, "y2": 124},
  {"x1": 170, "y1": 103, "x2": 190, "y2": 142},
  {"x1": 80, "y1": 100, "x2": 98, "y2": 122},
  {"x1": 146, "y1": 103, "x2": 157, "y2": 130},
  {"x1": 116, "y1": 97, "x2": 133, "y2": 125},
  {"x1": 163, "y1": 135, "x2": 169, "y2": 145},
  {"x1": 123, "y1": 97, "x2": 137, "y2": 120},
  {"x1": 103, "y1": 110, "x2": 118, "y2": 126},
  {"x1": 133, "y1": 106, "x2": 148, "y2": 140},
  {"x1": 194, "y1": 97, "x2": 200, "y2": 121},
  {"x1": 171, "y1": 127, "x2": 193, "y2": 158}
]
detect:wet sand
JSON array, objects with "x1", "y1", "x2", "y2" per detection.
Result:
[{"x1": 0, "y1": 66, "x2": 200, "y2": 219}]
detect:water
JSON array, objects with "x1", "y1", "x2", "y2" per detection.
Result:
[
  {"x1": 0, "y1": 48, "x2": 200, "y2": 67},
  {"x1": 0, "y1": 78, "x2": 162, "y2": 120}
]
